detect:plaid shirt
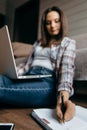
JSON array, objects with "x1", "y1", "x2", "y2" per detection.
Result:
[{"x1": 17, "y1": 37, "x2": 76, "y2": 96}]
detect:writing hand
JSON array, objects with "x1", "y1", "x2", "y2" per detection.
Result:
[
  {"x1": 61, "y1": 94, "x2": 66, "y2": 122},
  {"x1": 56, "y1": 100, "x2": 75, "y2": 123}
]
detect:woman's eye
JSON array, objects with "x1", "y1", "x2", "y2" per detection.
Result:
[
  {"x1": 46, "y1": 21, "x2": 50, "y2": 25},
  {"x1": 55, "y1": 20, "x2": 60, "y2": 23},
  {"x1": 46, "y1": 19, "x2": 60, "y2": 25}
]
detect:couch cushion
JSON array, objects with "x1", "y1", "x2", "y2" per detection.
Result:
[
  {"x1": 74, "y1": 48, "x2": 87, "y2": 80},
  {"x1": 12, "y1": 42, "x2": 33, "y2": 58},
  {"x1": 71, "y1": 34, "x2": 87, "y2": 80},
  {"x1": 71, "y1": 33, "x2": 87, "y2": 49}
]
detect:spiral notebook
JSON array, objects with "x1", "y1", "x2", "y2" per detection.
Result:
[{"x1": 32, "y1": 105, "x2": 87, "y2": 130}]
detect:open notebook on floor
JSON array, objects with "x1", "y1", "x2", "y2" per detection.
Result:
[
  {"x1": 32, "y1": 105, "x2": 87, "y2": 130},
  {"x1": 0, "y1": 25, "x2": 52, "y2": 79}
]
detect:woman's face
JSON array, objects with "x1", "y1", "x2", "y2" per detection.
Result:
[{"x1": 45, "y1": 11, "x2": 61, "y2": 36}]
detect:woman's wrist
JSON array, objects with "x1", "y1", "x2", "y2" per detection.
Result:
[{"x1": 57, "y1": 90, "x2": 69, "y2": 104}]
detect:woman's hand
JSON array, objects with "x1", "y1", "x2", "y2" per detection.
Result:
[{"x1": 56, "y1": 91, "x2": 76, "y2": 123}]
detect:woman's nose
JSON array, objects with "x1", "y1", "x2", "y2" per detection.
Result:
[{"x1": 50, "y1": 22, "x2": 55, "y2": 27}]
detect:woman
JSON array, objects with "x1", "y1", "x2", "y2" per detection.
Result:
[{"x1": 0, "y1": 6, "x2": 76, "y2": 123}]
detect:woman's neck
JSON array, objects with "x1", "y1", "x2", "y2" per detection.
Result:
[
  {"x1": 48, "y1": 37, "x2": 61, "y2": 46},
  {"x1": 48, "y1": 34, "x2": 62, "y2": 45}
]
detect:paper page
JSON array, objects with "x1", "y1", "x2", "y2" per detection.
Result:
[
  {"x1": 33, "y1": 106, "x2": 87, "y2": 130},
  {"x1": 75, "y1": 105, "x2": 87, "y2": 121}
]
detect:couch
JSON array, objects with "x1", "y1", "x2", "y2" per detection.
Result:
[
  {"x1": 71, "y1": 33, "x2": 87, "y2": 96},
  {"x1": 12, "y1": 34, "x2": 87, "y2": 96},
  {"x1": 1, "y1": 34, "x2": 87, "y2": 108}
]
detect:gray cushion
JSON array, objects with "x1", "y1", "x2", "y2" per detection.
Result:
[
  {"x1": 71, "y1": 33, "x2": 87, "y2": 49},
  {"x1": 71, "y1": 34, "x2": 87, "y2": 80},
  {"x1": 74, "y1": 48, "x2": 87, "y2": 80}
]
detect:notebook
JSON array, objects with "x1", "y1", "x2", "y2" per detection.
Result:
[
  {"x1": 0, "y1": 25, "x2": 52, "y2": 79},
  {"x1": 0, "y1": 123, "x2": 14, "y2": 130},
  {"x1": 32, "y1": 105, "x2": 87, "y2": 130}
]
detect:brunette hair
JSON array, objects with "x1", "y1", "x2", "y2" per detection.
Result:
[{"x1": 41, "y1": 6, "x2": 68, "y2": 46}]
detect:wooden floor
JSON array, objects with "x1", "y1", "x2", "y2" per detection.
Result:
[
  {"x1": 0, "y1": 108, "x2": 43, "y2": 130},
  {"x1": 0, "y1": 97, "x2": 87, "y2": 130}
]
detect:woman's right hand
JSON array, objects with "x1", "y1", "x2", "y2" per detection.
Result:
[
  {"x1": 56, "y1": 91, "x2": 76, "y2": 123},
  {"x1": 56, "y1": 99, "x2": 75, "y2": 123}
]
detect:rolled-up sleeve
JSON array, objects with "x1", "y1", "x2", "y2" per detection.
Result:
[{"x1": 57, "y1": 39, "x2": 76, "y2": 96}]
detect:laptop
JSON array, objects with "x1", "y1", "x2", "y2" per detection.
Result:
[
  {"x1": 0, "y1": 25, "x2": 52, "y2": 79},
  {"x1": 0, "y1": 123, "x2": 14, "y2": 130}
]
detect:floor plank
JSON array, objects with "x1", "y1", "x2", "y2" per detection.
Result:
[{"x1": 0, "y1": 108, "x2": 43, "y2": 130}]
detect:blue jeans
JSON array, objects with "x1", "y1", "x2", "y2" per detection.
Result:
[{"x1": 0, "y1": 66, "x2": 56, "y2": 107}]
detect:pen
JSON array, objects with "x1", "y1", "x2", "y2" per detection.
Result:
[{"x1": 61, "y1": 94, "x2": 66, "y2": 123}]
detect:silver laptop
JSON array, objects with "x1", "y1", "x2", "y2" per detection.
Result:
[{"x1": 0, "y1": 25, "x2": 52, "y2": 79}]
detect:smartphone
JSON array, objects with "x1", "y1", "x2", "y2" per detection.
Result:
[{"x1": 0, "y1": 123, "x2": 14, "y2": 130}]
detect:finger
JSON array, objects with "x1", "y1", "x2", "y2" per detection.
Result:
[
  {"x1": 64, "y1": 101, "x2": 75, "y2": 121},
  {"x1": 56, "y1": 104, "x2": 63, "y2": 123}
]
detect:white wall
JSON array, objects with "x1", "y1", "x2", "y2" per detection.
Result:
[{"x1": 38, "y1": 0, "x2": 87, "y2": 38}]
